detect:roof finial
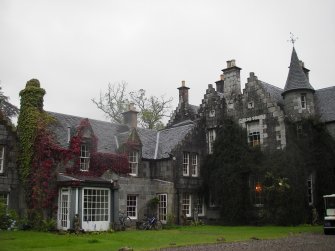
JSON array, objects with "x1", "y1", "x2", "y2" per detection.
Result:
[{"x1": 288, "y1": 32, "x2": 298, "y2": 47}]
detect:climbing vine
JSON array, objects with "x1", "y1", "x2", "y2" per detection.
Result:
[{"x1": 18, "y1": 80, "x2": 129, "y2": 226}]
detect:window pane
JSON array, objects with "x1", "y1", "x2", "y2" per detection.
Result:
[
  {"x1": 83, "y1": 188, "x2": 109, "y2": 222},
  {"x1": 127, "y1": 195, "x2": 137, "y2": 219}
]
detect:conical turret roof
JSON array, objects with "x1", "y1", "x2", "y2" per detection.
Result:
[{"x1": 282, "y1": 47, "x2": 314, "y2": 95}]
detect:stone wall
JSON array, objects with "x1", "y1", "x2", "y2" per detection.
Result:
[{"x1": 0, "y1": 121, "x2": 23, "y2": 214}]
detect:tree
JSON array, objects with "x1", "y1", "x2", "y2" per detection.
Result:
[
  {"x1": 92, "y1": 82, "x2": 173, "y2": 129},
  {"x1": 0, "y1": 84, "x2": 19, "y2": 121}
]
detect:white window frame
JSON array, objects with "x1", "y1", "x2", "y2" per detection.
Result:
[
  {"x1": 191, "y1": 153, "x2": 198, "y2": 177},
  {"x1": 129, "y1": 151, "x2": 139, "y2": 176},
  {"x1": 307, "y1": 174, "x2": 314, "y2": 206},
  {"x1": 58, "y1": 188, "x2": 70, "y2": 230},
  {"x1": 0, "y1": 146, "x2": 4, "y2": 173},
  {"x1": 127, "y1": 194, "x2": 138, "y2": 219},
  {"x1": 208, "y1": 129, "x2": 216, "y2": 154},
  {"x1": 83, "y1": 188, "x2": 110, "y2": 222},
  {"x1": 183, "y1": 152, "x2": 190, "y2": 176},
  {"x1": 157, "y1": 194, "x2": 167, "y2": 223},
  {"x1": 182, "y1": 193, "x2": 191, "y2": 217},
  {"x1": 80, "y1": 144, "x2": 90, "y2": 171},
  {"x1": 301, "y1": 93, "x2": 307, "y2": 109},
  {"x1": 0, "y1": 192, "x2": 9, "y2": 207}
]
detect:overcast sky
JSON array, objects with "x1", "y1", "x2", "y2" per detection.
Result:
[{"x1": 1, "y1": 0, "x2": 334, "y2": 124}]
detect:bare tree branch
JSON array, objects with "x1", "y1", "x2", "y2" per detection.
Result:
[
  {"x1": 0, "y1": 84, "x2": 19, "y2": 121},
  {"x1": 93, "y1": 82, "x2": 173, "y2": 129}
]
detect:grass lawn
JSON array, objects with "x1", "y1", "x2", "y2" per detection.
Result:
[{"x1": 0, "y1": 225, "x2": 322, "y2": 251}]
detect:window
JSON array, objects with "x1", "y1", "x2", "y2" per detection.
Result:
[
  {"x1": 157, "y1": 194, "x2": 167, "y2": 223},
  {"x1": 209, "y1": 193, "x2": 217, "y2": 208},
  {"x1": 209, "y1": 110, "x2": 215, "y2": 117},
  {"x1": 247, "y1": 121, "x2": 260, "y2": 147},
  {"x1": 182, "y1": 193, "x2": 191, "y2": 217},
  {"x1": 301, "y1": 93, "x2": 306, "y2": 109},
  {"x1": 208, "y1": 129, "x2": 216, "y2": 154},
  {"x1": 59, "y1": 189, "x2": 70, "y2": 229},
  {"x1": 248, "y1": 101, "x2": 254, "y2": 109},
  {"x1": 83, "y1": 188, "x2": 109, "y2": 222},
  {"x1": 191, "y1": 154, "x2": 198, "y2": 177},
  {"x1": 80, "y1": 144, "x2": 90, "y2": 171},
  {"x1": 296, "y1": 123, "x2": 303, "y2": 137},
  {"x1": 307, "y1": 174, "x2": 314, "y2": 206},
  {"x1": 0, "y1": 193, "x2": 8, "y2": 207},
  {"x1": 129, "y1": 151, "x2": 139, "y2": 176},
  {"x1": 183, "y1": 152, "x2": 190, "y2": 176},
  {"x1": 0, "y1": 146, "x2": 4, "y2": 173},
  {"x1": 196, "y1": 197, "x2": 205, "y2": 216},
  {"x1": 127, "y1": 195, "x2": 137, "y2": 219}
]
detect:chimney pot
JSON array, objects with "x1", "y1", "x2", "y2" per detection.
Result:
[
  {"x1": 182, "y1": 80, "x2": 185, "y2": 87},
  {"x1": 227, "y1": 59, "x2": 236, "y2": 68},
  {"x1": 220, "y1": 74, "x2": 224, "y2": 80}
]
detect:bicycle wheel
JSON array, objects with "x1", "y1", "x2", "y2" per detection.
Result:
[
  {"x1": 153, "y1": 220, "x2": 163, "y2": 230},
  {"x1": 124, "y1": 216, "x2": 132, "y2": 229}
]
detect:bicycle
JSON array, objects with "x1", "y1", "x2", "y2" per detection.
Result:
[
  {"x1": 117, "y1": 211, "x2": 132, "y2": 231},
  {"x1": 139, "y1": 215, "x2": 163, "y2": 230}
]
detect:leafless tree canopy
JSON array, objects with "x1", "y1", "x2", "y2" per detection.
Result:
[
  {"x1": 92, "y1": 82, "x2": 173, "y2": 129},
  {"x1": 0, "y1": 85, "x2": 19, "y2": 121}
]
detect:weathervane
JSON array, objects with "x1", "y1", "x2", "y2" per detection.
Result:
[{"x1": 288, "y1": 32, "x2": 298, "y2": 47}]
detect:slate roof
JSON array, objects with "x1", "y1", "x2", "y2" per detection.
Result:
[
  {"x1": 315, "y1": 87, "x2": 335, "y2": 122},
  {"x1": 283, "y1": 47, "x2": 314, "y2": 95},
  {"x1": 155, "y1": 120, "x2": 195, "y2": 159},
  {"x1": 260, "y1": 81, "x2": 284, "y2": 106},
  {"x1": 48, "y1": 111, "x2": 194, "y2": 160}
]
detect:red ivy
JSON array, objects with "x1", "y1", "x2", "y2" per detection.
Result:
[{"x1": 30, "y1": 118, "x2": 129, "y2": 212}]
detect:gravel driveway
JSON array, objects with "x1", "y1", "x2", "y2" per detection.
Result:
[{"x1": 158, "y1": 233, "x2": 335, "y2": 251}]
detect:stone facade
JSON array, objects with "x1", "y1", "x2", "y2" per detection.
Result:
[{"x1": 0, "y1": 118, "x2": 23, "y2": 214}]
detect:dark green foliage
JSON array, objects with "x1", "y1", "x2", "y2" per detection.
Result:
[
  {"x1": 202, "y1": 117, "x2": 335, "y2": 226},
  {"x1": 0, "y1": 85, "x2": 19, "y2": 121},
  {"x1": 202, "y1": 118, "x2": 263, "y2": 225}
]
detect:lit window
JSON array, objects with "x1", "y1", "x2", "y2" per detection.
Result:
[
  {"x1": 80, "y1": 144, "x2": 90, "y2": 171},
  {"x1": 247, "y1": 121, "x2": 261, "y2": 147},
  {"x1": 182, "y1": 193, "x2": 191, "y2": 217},
  {"x1": 301, "y1": 93, "x2": 306, "y2": 109},
  {"x1": 191, "y1": 154, "x2": 198, "y2": 177},
  {"x1": 208, "y1": 129, "x2": 216, "y2": 154},
  {"x1": 83, "y1": 188, "x2": 109, "y2": 222},
  {"x1": 127, "y1": 195, "x2": 137, "y2": 219},
  {"x1": 0, "y1": 193, "x2": 8, "y2": 207},
  {"x1": 157, "y1": 194, "x2": 167, "y2": 223},
  {"x1": 129, "y1": 151, "x2": 139, "y2": 176},
  {"x1": 307, "y1": 174, "x2": 314, "y2": 206},
  {"x1": 183, "y1": 152, "x2": 189, "y2": 176},
  {"x1": 254, "y1": 182, "x2": 263, "y2": 206},
  {"x1": 0, "y1": 146, "x2": 4, "y2": 173}
]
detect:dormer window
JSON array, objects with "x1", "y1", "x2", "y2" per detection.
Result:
[
  {"x1": 301, "y1": 93, "x2": 306, "y2": 109},
  {"x1": 129, "y1": 151, "x2": 139, "y2": 176},
  {"x1": 0, "y1": 146, "x2": 4, "y2": 173},
  {"x1": 80, "y1": 144, "x2": 90, "y2": 171}
]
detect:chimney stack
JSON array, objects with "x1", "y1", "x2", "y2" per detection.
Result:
[
  {"x1": 215, "y1": 74, "x2": 225, "y2": 93},
  {"x1": 177, "y1": 80, "x2": 190, "y2": 104},
  {"x1": 122, "y1": 103, "x2": 139, "y2": 128},
  {"x1": 222, "y1": 59, "x2": 242, "y2": 97}
]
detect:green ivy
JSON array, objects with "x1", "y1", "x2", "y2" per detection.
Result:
[{"x1": 17, "y1": 79, "x2": 46, "y2": 186}]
